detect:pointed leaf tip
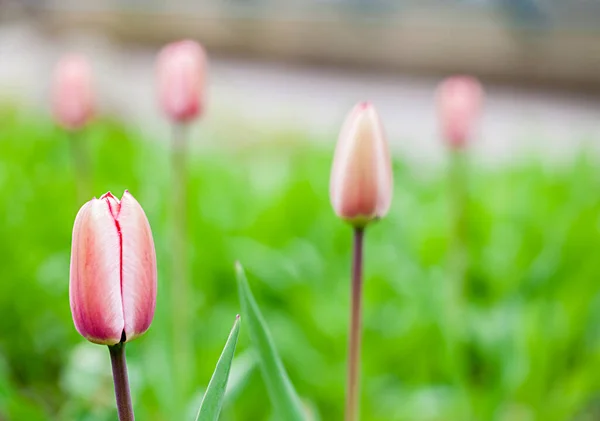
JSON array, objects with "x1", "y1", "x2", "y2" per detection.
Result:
[
  {"x1": 234, "y1": 261, "x2": 243, "y2": 275},
  {"x1": 195, "y1": 316, "x2": 241, "y2": 421},
  {"x1": 235, "y1": 263, "x2": 305, "y2": 421}
]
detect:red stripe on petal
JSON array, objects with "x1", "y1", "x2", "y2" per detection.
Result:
[{"x1": 69, "y1": 198, "x2": 124, "y2": 345}]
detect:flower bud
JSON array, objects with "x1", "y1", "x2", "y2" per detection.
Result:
[
  {"x1": 330, "y1": 102, "x2": 393, "y2": 227},
  {"x1": 436, "y1": 75, "x2": 483, "y2": 148},
  {"x1": 51, "y1": 54, "x2": 94, "y2": 130},
  {"x1": 156, "y1": 40, "x2": 207, "y2": 123},
  {"x1": 70, "y1": 191, "x2": 157, "y2": 345}
]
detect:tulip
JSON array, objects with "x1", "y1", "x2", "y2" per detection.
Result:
[
  {"x1": 330, "y1": 101, "x2": 393, "y2": 227},
  {"x1": 156, "y1": 40, "x2": 207, "y2": 123},
  {"x1": 157, "y1": 40, "x2": 207, "y2": 410},
  {"x1": 52, "y1": 54, "x2": 94, "y2": 130},
  {"x1": 70, "y1": 191, "x2": 157, "y2": 345},
  {"x1": 329, "y1": 102, "x2": 393, "y2": 421},
  {"x1": 436, "y1": 75, "x2": 483, "y2": 148}
]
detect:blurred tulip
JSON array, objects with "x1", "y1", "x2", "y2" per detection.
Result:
[
  {"x1": 157, "y1": 40, "x2": 207, "y2": 410},
  {"x1": 437, "y1": 75, "x2": 483, "y2": 148},
  {"x1": 330, "y1": 102, "x2": 393, "y2": 227},
  {"x1": 70, "y1": 191, "x2": 157, "y2": 345},
  {"x1": 52, "y1": 54, "x2": 94, "y2": 130},
  {"x1": 157, "y1": 40, "x2": 207, "y2": 123}
]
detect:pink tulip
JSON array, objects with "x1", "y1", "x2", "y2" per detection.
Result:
[
  {"x1": 330, "y1": 102, "x2": 393, "y2": 226},
  {"x1": 70, "y1": 191, "x2": 157, "y2": 345},
  {"x1": 436, "y1": 75, "x2": 483, "y2": 148},
  {"x1": 51, "y1": 54, "x2": 94, "y2": 130},
  {"x1": 157, "y1": 40, "x2": 207, "y2": 123}
]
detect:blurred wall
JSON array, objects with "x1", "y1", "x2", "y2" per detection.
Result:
[{"x1": 3, "y1": 0, "x2": 600, "y2": 88}]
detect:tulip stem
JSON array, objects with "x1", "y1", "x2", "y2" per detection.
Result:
[
  {"x1": 345, "y1": 227, "x2": 365, "y2": 421},
  {"x1": 68, "y1": 130, "x2": 89, "y2": 204},
  {"x1": 170, "y1": 123, "x2": 193, "y2": 413},
  {"x1": 446, "y1": 147, "x2": 471, "y2": 413},
  {"x1": 449, "y1": 148, "x2": 468, "y2": 297},
  {"x1": 109, "y1": 343, "x2": 135, "y2": 421}
]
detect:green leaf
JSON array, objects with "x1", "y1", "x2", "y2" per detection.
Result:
[
  {"x1": 235, "y1": 262, "x2": 305, "y2": 421},
  {"x1": 195, "y1": 315, "x2": 241, "y2": 421}
]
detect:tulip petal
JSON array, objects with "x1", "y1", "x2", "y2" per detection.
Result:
[
  {"x1": 157, "y1": 40, "x2": 206, "y2": 122},
  {"x1": 102, "y1": 191, "x2": 121, "y2": 219},
  {"x1": 69, "y1": 198, "x2": 124, "y2": 345},
  {"x1": 338, "y1": 107, "x2": 378, "y2": 217},
  {"x1": 52, "y1": 54, "x2": 94, "y2": 130},
  {"x1": 437, "y1": 76, "x2": 483, "y2": 147},
  {"x1": 119, "y1": 191, "x2": 157, "y2": 341},
  {"x1": 373, "y1": 112, "x2": 393, "y2": 217},
  {"x1": 330, "y1": 102, "x2": 393, "y2": 223}
]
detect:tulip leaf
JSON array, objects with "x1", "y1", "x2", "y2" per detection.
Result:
[
  {"x1": 195, "y1": 315, "x2": 241, "y2": 421},
  {"x1": 235, "y1": 262, "x2": 306, "y2": 421}
]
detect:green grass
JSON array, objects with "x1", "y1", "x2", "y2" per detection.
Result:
[{"x1": 2, "y1": 105, "x2": 600, "y2": 421}]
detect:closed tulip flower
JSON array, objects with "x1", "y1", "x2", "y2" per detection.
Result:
[
  {"x1": 52, "y1": 54, "x2": 94, "y2": 130},
  {"x1": 330, "y1": 101, "x2": 393, "y2": 227},
  {"x1": 437, "y1": 75, "x2": 483, "y2": 148},
  {"x1": 157, "y1": 40, "x2": 207, "y2": 123},
  {"x1": 70, "y1": 191, "x2": 157, "y2": 345}
]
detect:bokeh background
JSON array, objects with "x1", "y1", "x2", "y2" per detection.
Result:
[{"x1": 2, "y1": 1, "x2": 600, "y2": 420}]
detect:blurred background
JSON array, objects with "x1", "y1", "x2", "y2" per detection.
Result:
[{"x1": 2, "y1": 1, "x2": 600, "y2": 420}]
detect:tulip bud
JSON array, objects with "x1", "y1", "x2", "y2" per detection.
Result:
[
  {"x1": 330, "y1": 102, "x2": 393, "y2": 227},
  {"x1": 156, "y1": 40, "x2": 207, "y2": 123},
  {"x1": 70, "y1": 191, "x2": 157, "y2": 345},
  {"x1": 436, "y1": 75, "x2": 483, "y2": 148},
  {"x1": 51, "y1": 54, "x2": 94, "y2": 130}
]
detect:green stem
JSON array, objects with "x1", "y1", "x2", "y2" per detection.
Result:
[
  {"x1": 68, "y1": 130, "x2": 89, "y2": 203},
  {"x1": 449, "y1": 148, "x2": 468, "y2": 291},
  {"x1": 447, "y1": 147, "x2": 470, "y2": 413},
  {"x1": 108, "y1": 343, "x2": 135, "y2": 421},
  {"x1": 345, "y1": 227, "x2": 365, "y2": 421},
  {"x1": 171, "y1": 123, "x2": 193, "y2": 412}
]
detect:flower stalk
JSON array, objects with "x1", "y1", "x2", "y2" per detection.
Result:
[
  {"x1": 170, "y1": 123, "x2": 193, "y2": 410},
  {"x1": 156, "y1": 39, "x2": 206, "y2": 416},
  {"x1": 330, "y1": 102, "x2": 393, "y2": 421},
  {"x1": 68, "y1": 131, "x2": 90, "y2": 204},
  {"x1": 109, "y1": 343, "x2": 135, "y2": 421},
  {"x1": 445, "y1": 147, "x2": 469, "y2": 387},
  {"x1": 436, "y1": 75, "x2": 483, "y2": 416},
  {"x1": 448, "y1": 148, "x2": 468, "y2": 290},
  {"x1": 345, "y1": 227, "x2": 365, "y2": 421}
]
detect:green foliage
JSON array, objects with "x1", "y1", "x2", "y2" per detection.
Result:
[
  {"x1": 196, "y1": 316, "x2": 241, "y2": 421},
  {"x1": 236, "y1": 263, "x2": 306, "y2": 421},
  {"x1": 1, "y1": 106, "x2": 600, "y2": 420}
]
